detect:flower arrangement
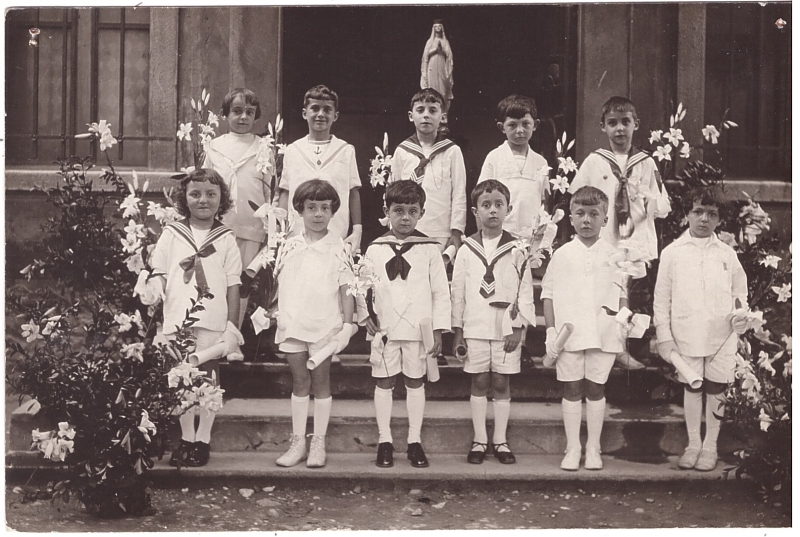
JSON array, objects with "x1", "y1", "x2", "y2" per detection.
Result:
[
  {"x1": 369, "y1": 132, "x2": 393, "y2": 189},
  {"x1": 547, "y1": 132, "x2": 576, "y2": 213},
  {"x1": 7, "y1": 120, "x2": 222, "y2": 518},
  {"x1": 176, "y1": 88, "x2": 218, "y2": 174}
]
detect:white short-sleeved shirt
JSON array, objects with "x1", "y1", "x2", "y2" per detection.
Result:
[
  {"x1": 391, "y1": 142, "x2": 467, "y2": 238},
  {"x1": 569, "y1": 150, "x2": 671, "y2": 260},
  {"x1": 151, "y1": 220, "x2": 242, "y2": 334},
  {"x1": 541, "y1": 237, "x2": 626, "y2": 353},
  {"x1": 358, "y1": 233, "x2": 451, "y2": 342},
  {"x1": 276, "y1": 232, "x2": 352, "y2": 344},
  {"x1": 653, "y1": 231, "x2": 748, "y2": 357},
  {"x1": 279, "y1": 135, "x2": 361, "y2": 240},
  {"x1": 203, "y1": 133, "x2": 272, "y2": 243},
  {"x1": 451, "y1": 231, "x2": 536, "y2": 341},
  {"x1": 477, "y1": 142, "x2": 550, "y2": 238}
]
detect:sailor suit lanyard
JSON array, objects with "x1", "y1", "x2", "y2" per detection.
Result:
[
  {"x1": 294, "y1": 136, "x2": 350, "y2": 170},
  {"x1": 593, "y1": 148, "x2": 657, "y2": 239},
  {"x1": 461, "y1": 231, "x2": 517, "y2": 298},
  {"x1": 167, "y1": 219, "x2": 233, "y2": 293},
  {"x1": 364, "y1": 231, "x2": 440, "y2": 323},
  {"x1": 397, "y1": 134, "x2": 456, "y2": 187}
]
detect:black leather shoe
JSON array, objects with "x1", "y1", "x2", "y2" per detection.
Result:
[
  {"x1": 376, "y1": 442, "x2": 394, "y2": 468},
  {"x1": 169, "y1": 440, "x2": 192, "y2": 467},
  {"x1": 407, "y1": 442, "x2": 429, "y2": 468},
  {"x1": 467, "y1": 441, "x2": 487, "y2": 464},
  {"x1": 186, "y1": 441, "x2": 210, "y2": 467},
  {"x1": 493, "y1": 442, "x2": 517, "y2": 464}
]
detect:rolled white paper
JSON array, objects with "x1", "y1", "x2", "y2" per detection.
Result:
[
  {"x1": 307, "y1": 341, "x2": 338, "y2": 371},
  {"x1": 306, "y1": 324, "x2": 358, "y2": 370},
  {"x1": 670, "y1": 350, "x2": 703, "y2": 390},
  {"x1": 420, "y1": 318, "x2": 435, "y2": 354},
  {"x1": 543, "y1": 323, "x2": 574, "y2": 368},
  {"x1": 426, "y1": 354, "x2": 440, "y2": 383},
  {"x1": 188, "y1": 342, "x2": 228, "y2": 366},
  {"x1": 455, "y1": 345, "x2": 468, "y2": 360},
  {"x1": 442, "y1": 244, "x2": 457, "y2": 265}
]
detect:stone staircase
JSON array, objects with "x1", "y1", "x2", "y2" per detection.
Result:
[{"x1": 6, "y1": 282, "x2": 739, "y2": 482}]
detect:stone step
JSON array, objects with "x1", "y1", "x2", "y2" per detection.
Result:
[
  {"x1": 10, "y1": 399, "x2": 738, "y2": 458},
  {"x1": 220, "y1": 354, "x2": 670, "y2": 403},
  {"x1": 6, "y1": 451, "x2": 731, "y2": 485}
]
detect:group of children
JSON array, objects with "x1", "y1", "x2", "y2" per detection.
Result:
[{"x1": 151, "y1": 83, "x2": 747, "y2": 475}]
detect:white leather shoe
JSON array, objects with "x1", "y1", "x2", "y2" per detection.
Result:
[
  {"x1": 560, "y1": 448, "x2": 581, "y2": 471},
  {"x1": 276, "y1": 434, "x2": 307, "y2": 467},
  {"x1": 584, "y1": 447, "x2": 603, "y2": 470},
  {"x1": 306, "y1": 435, "x2": 327, "y2": 468}
]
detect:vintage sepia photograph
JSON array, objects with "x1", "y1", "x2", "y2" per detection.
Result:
[{"x1": 3, "y1": 1, "x2": 792, "y2": 531}]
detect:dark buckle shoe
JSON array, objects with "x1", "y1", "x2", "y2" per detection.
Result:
[
  {"x1": 467, "y1": 441, "x2": 487, "y2": 464},
  {"x1": 376, "y1": 442, "x2": 394, "y2": 468},
  {"x1": 186, "y1": 441, "x2": 210, "y2": 467},
  {"x1": 493, "y1": 442, "x2": 517, "y2": 464},
  {"x1": 169, "y1": 440, "x2": 193, "y2": 467},
  {"x1": 407, "y1": 442, "x2": 429, "y2": 468}
]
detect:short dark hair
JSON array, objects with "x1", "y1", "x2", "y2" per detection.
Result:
[
  {"x1": 385, "y1": 180, "x2": 426, "y2": 209},
  {"x1": 174, "y1": 168, "x2": 233, "y2": 218},
  {"x1": 410, "y1": 87, "x2": 445, "y2": 110},
  {"x1": 292, "y1": 179, "x2": 341, "y2": 214},
  {"x1": 221, "y1": 88, "x2": 261, "y2": 120},
  {"x1": 570, "y1": 185, "x2": 609, "y2": 214},
  {"x1": 471, "y1": 179, "x2": 511, "y2": 207},
  {"x1": 600, "y1": 96, "x2": 638, "y2": 123},
  {"x1": 496, "y1": 94, "x2": 538, "y2": 123},
  {"x1": 683, "y1": 185, "x2": 730, "y2": 219},
  {"x1": 303, "y1": 85, "x2": 339, "y2": 110}
]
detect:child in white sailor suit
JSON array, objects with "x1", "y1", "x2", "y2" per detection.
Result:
[
  {"x1": 477, "y1": 94, "x2": 550, "y2": 238},
  {"x1": 391, "y1": 87, "x2": 467, "y2": 256},
  {"x1": 569, "y1": 96, "x2": 671, "y2": 261},
  {"x1": 359, "y1": 180, "x2": 451, "y2": 469},
  {"x1": 202, "y1": 88, "x2": 273, "y2": 325},
  {"x1": 150, "y1": 169, "x2": 243, "y2": 468},
  {"x1": 277, "y1": 85, "x2": 363, "y2": 253},
  {"x1": 274, "y1": 180, "x2": 356, "y2": 469},
  {"x1": 451, "y1": 180, "x2": 535, "y2": 465}
]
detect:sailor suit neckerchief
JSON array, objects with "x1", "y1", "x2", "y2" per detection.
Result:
[
  {"x1": 592, "y1": 147, "x2": 655, "y2": 239},
  {"x1": 462, "y1": 230, "x2": 517, "y2": 298},
  {"x1": 371, "y1": 230, "x2": 440, "y2": 281},
  {"x1": 397, "y1": 134, "x2": 456, "y2": 185},
  {"x1": 167, "y1": 218, "x2": 233, "y2": 291}
]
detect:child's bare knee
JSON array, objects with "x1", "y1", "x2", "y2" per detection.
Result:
[
  {"x1": 705, "y1": 380, "x2": 726, "y2": 395},
  {"x1": 471, "y1": 372, "x2": 491, "y2": 395},
  {"x1": 562, "y1": 380, "x2": 583, "y2": 401},
  {"x1": 585, "y1": 380, "x2": 605, "y2": 401},
  {"x1": 376, "y1": 376, "x2": 396, "y2": 390},
  {"x1": 491, "y1": 373, "x2": 511, "y2": 399},
  {"x1": 404, "y1": 376, "x2": 424, "y2": 390}
]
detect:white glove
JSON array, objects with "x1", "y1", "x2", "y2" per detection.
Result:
[
  {"x1": 657, "y1": 340, "x2": 677, "y2": 364},
  {"x1": 731, "y1": 314, "x2": 749, "y2": 335},
  {"x1": 344, "y1": 224, "x2": 363, "y2": 254},
  {"x1": 545, "y1": 327, "x2": 559, "y2": 362},
  {"x1": 219, "y1": 321, "x2": 245, "y2": 357},
  {"x1": 334, "y1": 323, "x2": 356, "y2": 354}
]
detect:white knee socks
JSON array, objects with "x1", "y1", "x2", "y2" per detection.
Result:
[
  {"x1": 291, "y1": 394, "x2": 310, "y2": 438},
  {"x1": 179, "y1": 407, "x2": 197, "y2": 443},
  {"x1": 313, "y1": 396, "x2": 332, "y2": 437},
  {"x1": 406, "y1": 385, "x2": 426, "y2": 444},
  {"x1": 470, "y1": 395, "x2": 488, "y2": 444},
  {"x1": 703, "y1": 391, "x2": 725, "y2": 452},
  {"x1": 562, "y1": 399, "x2": 582, "y2": 452},
  {"x1": 493, "y1": 399, "x2": 511, "y2": 445},
  {"x1": 374, "y1": 387, "x2": 394, "y2": 444},
  {"x1": 585, "y1": 398, "x2": 606, "y2": 451},
  {"x1": 684, "y1": 389, "x2": 703, "y2": 451},
  {"x1": 195, "y1": 407, "x2": 216, "y2": 444}
]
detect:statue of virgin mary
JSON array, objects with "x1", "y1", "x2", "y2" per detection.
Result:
[{"x1": 420, "y1": 20, "x2": 454, "y2": 115}]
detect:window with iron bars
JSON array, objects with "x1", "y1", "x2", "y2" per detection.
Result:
[
  {"x1": 6, "y1": 7, "x2": 156, "y2": 166},
  {"x1": 705, "y1": 3, "x2": 791, "y2": 180}
]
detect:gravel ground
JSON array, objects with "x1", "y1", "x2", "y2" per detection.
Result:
[{"x1": 5, "y1": 478, "x2": 789, "y2": 531}]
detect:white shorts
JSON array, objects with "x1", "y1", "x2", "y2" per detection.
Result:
[
  {"x1": 463, "y1": 339, "x2": 521, "y2": 375},
  {"x1": 556, "y1": 348, "x2": 616, "y2": 384},
  {"x1": 679, "y1": 353, "x2": 736, "y2": 385},
  {"x1": 278, "y1": 327, "x2": 339, "y2": 355},
  {"x1": 370, "y1": 339, "x2": 426, "y2": 379}
]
